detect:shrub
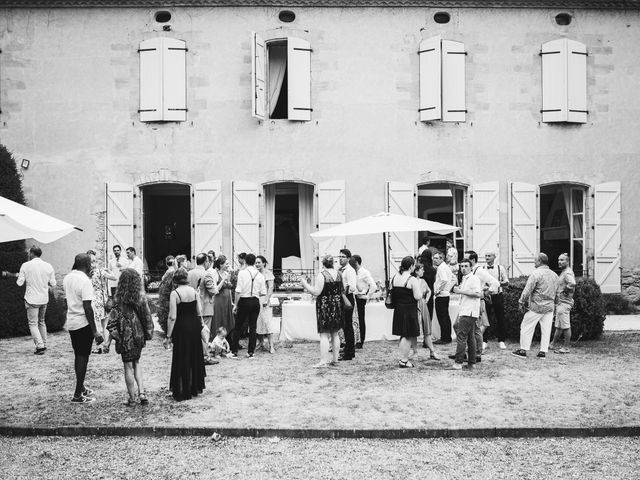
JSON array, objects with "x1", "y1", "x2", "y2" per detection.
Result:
[
  {"x1": 0, "y1": 144, "x2": 27, "y2": 253},
  {"x1": 603, "y1": 293, "x2": 637, "y2": 315},
  {"x1": 493, "y1": 275, "x2": 606, "y2": 342}
]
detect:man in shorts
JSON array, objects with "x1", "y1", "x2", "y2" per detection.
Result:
[
  {"x1": 550, "y1": 253, "x2": 576, "y2": 354},
  {"x1": 63, "y1": 253, "x2": 104, "y2": 403}
]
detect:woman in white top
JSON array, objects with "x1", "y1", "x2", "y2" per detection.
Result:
[{"x1": 255, "y1": 255, "x2": 276, "y2": 354}]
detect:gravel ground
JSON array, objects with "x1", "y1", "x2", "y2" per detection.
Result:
[
  {"x1": 1, "y1": 330, "x2": 639, "y2": 429},
  {"x1": 2, "y1": 436, "x2": 640, "y2": 479}
]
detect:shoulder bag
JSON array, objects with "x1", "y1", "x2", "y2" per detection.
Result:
[{"x1": 385, "y1": 275, "x2": 396, "y2": 310}]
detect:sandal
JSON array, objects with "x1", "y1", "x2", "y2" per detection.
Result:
[
  {"x1": 122, "y1": 397, "x2": 136, "y2": 407},
  {"x1": 429, "y1": 352, "x2": 441, "y2": 361},
  {"x1": 91, "y1": 347, "x2": 103, "y2": 354},
  {"x1": 398, "y1": 360, "x2": 415, "y2": 368},
  {"x1": 139, "y1": 392, "x2": 149, "y2": 405},
  {"x1": 102, "y1": 345, "x2": 110, "y2": 354}
]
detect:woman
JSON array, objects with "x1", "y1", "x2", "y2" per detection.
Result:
[
  {"x1": 157, "y1": 255, "x2": 176, "y2": 334},
  {"x1": 392, "y1": 256, "x2": 423, "y2": 368},
  {"x1": 211, "y1": 255, "x2": 235, "y2": 334},
  {"x1": 166, "y1": 267, "x2": 206, "y2": 401},
  {"x1": 418, "y1": 249, "x2": 437, "y2": 346},
  {"x1": 300, "y1": 254, "x2": 344, "y2": 368},
  {"x1": 87, "y1": 250, "x2": 116, "y2": 354},
  {"x1": 414, "y1": 263, "x2": 440, "y2": 360},
  {"x1": 255, "y1": 255, "x2": 276, "y2": 354},
  {"x1": 106, "y1": 268, "x2": 154, "y2": 405}
]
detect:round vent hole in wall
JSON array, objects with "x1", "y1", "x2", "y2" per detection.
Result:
[
  {"x1": 555, "y1": 13, "x2": 572, "y2": 26},
  {"x1": 434, "y1": 12, "x2": 451, "y2": 24},
  {"x1": 155, "y1": 11, "x2": 172, "y2": 23},
  {"x1": 279, "y1": 10, "x2": 296, "y2": 23}
]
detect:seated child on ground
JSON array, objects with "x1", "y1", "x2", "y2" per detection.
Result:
[{"x1": 209, "y1": 327, "x2": 231, "y2": 358}]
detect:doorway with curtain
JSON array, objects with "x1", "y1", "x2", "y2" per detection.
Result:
[
  {"x1": 264, "y1": 182, "x2": 315, "y2": 290},
  {"x1": 540, "y1": 184, "x2": 586, "y2": 276}
]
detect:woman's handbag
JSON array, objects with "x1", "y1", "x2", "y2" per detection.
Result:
[{"x1": 385, "y1": 275, "x2": 396, "y2": 310}]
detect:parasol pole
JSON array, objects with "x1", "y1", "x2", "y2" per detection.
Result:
[{"x1": 383, "y1": 232, "x2": 389, "y2": 290}]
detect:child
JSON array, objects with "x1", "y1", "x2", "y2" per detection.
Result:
[{"x1": 209, "y1": 327, "x2": 232, "y2": 359}]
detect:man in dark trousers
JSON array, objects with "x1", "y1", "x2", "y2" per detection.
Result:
[
  {"x1": 338, "y1": 248, "x2": 358, "y2": 360},
  {"x1": 230, "y1": 254, "x2": 266, "y2": 358}
]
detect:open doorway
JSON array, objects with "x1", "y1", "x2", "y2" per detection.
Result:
[
  {"x1": 417, "y1": 183, "x2": 466, "y2": 260},
  {"x1": 142, "y1": 183, "x2": 191, "y2": 277},
  {"x1": 540, "y1": 184, "x2": 585, "y2": 276}
]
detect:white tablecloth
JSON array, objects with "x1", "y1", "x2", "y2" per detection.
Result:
[{"x1": 280, "y1": 298, "x2": 460, "y2": 342}]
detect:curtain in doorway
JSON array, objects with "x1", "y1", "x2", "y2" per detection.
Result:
[
  {"x1": 298, "y1": 184, "x2": 314, "y2": 271},
  {"x1": 264, "y1": 184, "x2": 276, "y2": 265},
  {"x1": 561, "y1": 185, "x2": 574, "y2": 236},
  {"x1": 268, "y1": 45, "x2": 287, "y2": 117}
]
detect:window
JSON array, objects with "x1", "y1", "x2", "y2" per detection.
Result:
[
  {"x1": 541, "y1": 38, "x2": 587, "y2": 123},
  {"x1": 138, "y1": 37, "x2": 187, "y2": 122},
  {"x1": 418, "y1": 35, "x2": 466, "y2": 122},
  {"x1": 252, "y1": 33, "x2": 312, "y2": 121}
]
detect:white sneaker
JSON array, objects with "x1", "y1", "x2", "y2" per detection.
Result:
[{"x1": 498, "y1": 342, "x2": 506, "y2": 350}]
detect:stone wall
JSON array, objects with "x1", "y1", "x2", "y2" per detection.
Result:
[{"x1": 622, "y1": 268, "x2": 640, "y2": 304}]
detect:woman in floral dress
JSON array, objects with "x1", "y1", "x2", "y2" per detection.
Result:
[
  {"x1": 255, "y1": 255, "x2": 276, "y2": 353},
  {"x1": 87, "y1": 250, "x2": 116, "y2": 354}
]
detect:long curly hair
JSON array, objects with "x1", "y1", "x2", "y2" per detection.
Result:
[{"x1": 115, "y1": 268, "x2": 142, "y2": 307}]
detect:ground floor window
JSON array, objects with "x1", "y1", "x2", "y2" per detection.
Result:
[{"x1": 417, "y1": 183, "x2": 466, "y2": 260}]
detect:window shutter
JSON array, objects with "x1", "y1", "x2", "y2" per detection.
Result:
[
  {"x1": 106, "y1": 183, "x2": 134, "y2": 255},
  {"x1": 567, "y1": 39, "x2": 588, "y2": 123},
  {"x1": 541, "y1": 38, "x2": 568, "y2": 123},
  {"x1": 442, "y1": 40, "x2": 466, "y2": 123},
  {"x1": 287, "y1": 37, "x2": 312, "y2": 121},
  {"x1": 510, "y1": 182, "x2": 538, "y2": 277},
  {"x1": 418, "y1": 35, "x2": 441, "y2": 122},
  {"x1": 232, "y1": 181, "x2": 260, "y2": 264},
  {"x1": 594, "y1": 182, "x2": 621, "y2": 293},
  {"x1": 386, "y1": 181, "x2": 416, "y2": 276},
  {"x1": 193, "y1": 181, "x2": 223, "y2": 256},
  {"x1": 162, "y1": 38, "x2": 187, "y2": 122},
  {"x1": 472, "y1": 182, "x2": 500, "y2": 265},
  {"x1": 317, "y1": 180, "x2": 346, "y2": 258},
  {"x1": 139, "y1": 38, "x2": 163, "y2": 122},
  {"x1": 252, "y1": 32, "x2": 266, "y2": 120}
]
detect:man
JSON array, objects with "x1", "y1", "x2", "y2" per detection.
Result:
[
  {"x1": 207, "y1": 250, "x2": 216, "y2": 268},
  {"x1": 231, "y1": 253, "x2": 266, "y2": 358},
  {"x1": 63, "y1": 253, "x2": 104, "y2": 403},
  {"x1": 188, "y1": 253, "x2": 219, "y2": 365},
  {"x1": 417, "y1": 237, "x2": 430, "y2": 256},
  {"x1": 512, "y1": 253, "x2": 559, "y2": 359},
  {"x1": 433, "y1": 251, "x2": 455, "y2": 344},
  {"x1": 2, "y1": 246, "x2": 56, "y2": 355},
  {"x1": 351, "y1": 254, "x2": 377, "y2": 349},
  {"x1": 125, "y1": 247, "x2": 143, "y2": 277},
  {"x1": 466, "y1": 250, "x2": 500, "y2": 356},
  {"x1": 550, "y1": 253, "x2": 576, "y2": 354},
  {"x1": 107, "y1": 244, "x2": 129, "y2": 297},
  {"x1": 484, "y1": 251, "x2": 509, "y2": 349},
  {"x1": 338, "y1": 248, "x2": 358, "y2": 360},
  {"x1": 450, "y1": 259, "x2": 482, "y2": 370}
]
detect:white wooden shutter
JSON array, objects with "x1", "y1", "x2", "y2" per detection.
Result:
[
  {"x1": 594, "y1": 182, "x2": 621, "y2": 293},
  {"x1": 386, "y1": 182, "x2": 416, "y2": 275},
  {"x1": 317, "y1": 180, "x2": 346, "y2": 258},
  {"x1": 419, "y1": 35, "x2": 441, "y2": 122},
  {"x1": 472, "y1": 182, "x2": 500, "y2": 265},
  {"x1": 252, "y1": 32, "x2": 266, "y2": 120},
  {"x1": 193, "y1": 181, "x2": 223, "y2": 256},
  {"x1": 510, "y1": 182, "x2": 538, "y2": 277},
  {"x1": 541, "y1": 38, "x2": 567, "y2": 123},
  {"x1": 232, "y1": 181, "x2": 260, "y2": 261},
  {"x1": 106, "y1": 183, "x2": 134, "y2": 254},
  {"x1": 287, "y1": 37, "x2": 312, "y2": 121},
  {"x1": 162, "y1": 38, "x2": 187, "y2": 122},
  {"x1": 442, "y1": 40, "x2": 466, "y2": 123},
  {"x1": 139, "y1": 38, "x2": 163, "y2": 122},
  {"x1": 567, "y1": 39, "x2": 588, "y2": 124}
]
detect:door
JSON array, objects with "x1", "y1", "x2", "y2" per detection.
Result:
[
  {"x1": 386, "y1": 181, "x2": 415, "y2": 275},
  {"x1": 316, "y1": 180, "x2": 346, "y2": 258},
  {"x1": 232, "y1": 181, "x2": 260, "y2": 265},
  {"x1": 472, "y1": 182, "x2": 500, "y2": 264},
  {"x1": 510, "y1": 182, "x2": 538, "y2": 277},
  {"x1": 594, "y1": 182, "x2": 621, "y2": 293},
  {"x1": 193, "y1": 181, "x2": 223, "y2": 257},
  {"x1": 106, "y1": 183, "x2": 134, "y2": 256}
]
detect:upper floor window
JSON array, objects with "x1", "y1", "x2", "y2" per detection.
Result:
[
  {"x1": 252, "y1": 33, "x2": 312, "y2": 121},
  {"x1": 138, "y1": 37, "x2": 187, "y2": 122},
  {"x1": 418, "y1": 35, "x2": 466, "y2": 123},
  {"x1": 541, "y1": 38, "x2": 587, "y2": 123}
]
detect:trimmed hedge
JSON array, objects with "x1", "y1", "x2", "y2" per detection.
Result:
[
  {"x1": 490, "y1": 275, "x2": 606, "y2": 342},
  {"x1": 603, "y1": 293, "x2": 638, "y2": 315},
  {"x1": 0, "y1": 144, "x2": 27, "y2": 253}
]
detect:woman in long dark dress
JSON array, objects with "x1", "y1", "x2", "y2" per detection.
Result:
[
  {"x1": 392, "y1": 256, "x2": 423, "y2": 368},
  {"x1": 300, "y1": 254, "x2": 344, "y2": 368},
  {"x1": 166, "y1": 267, "x2": 206, "y2": 401}
]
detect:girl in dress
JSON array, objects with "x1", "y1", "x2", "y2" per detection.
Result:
[
  {"x1": 255, "y1": 255, "x2": 276, "y2": 354},
  {"x1": 413, "y1": 263, "x2": 440, "y2": 360},
  {"x1": 391, "y1": 256, "x2": 423, "y2": 368}
]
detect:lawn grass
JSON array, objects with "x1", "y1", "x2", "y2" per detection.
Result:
[{"x1": 0, "y1": 329, "x2": 639, "y2": 430}]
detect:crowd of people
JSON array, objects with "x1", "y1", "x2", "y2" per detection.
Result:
[{"x1": 1, "y1": 234, "x2": 576, "y2": 404}]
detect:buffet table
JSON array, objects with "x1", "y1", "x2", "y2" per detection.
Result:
[{"x1": 279, "y1": 296, "x2": 460, "y2": 342}]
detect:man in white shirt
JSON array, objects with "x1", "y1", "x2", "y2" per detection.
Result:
[
  {"x1": 125, "y1": 247, "x2": 144, "y2": 277},
  {"x1": 2, "y1": 246, "x2": 56, "y2": 354},
  {"x1": 338, "y1": 248, "x2": 358, "y2": 360},
  {"x1": 63, "y1": 253, "x2": 103, "y2": 403},
  {"x1": 417, "y1": 237, "x2": 430, "y2": 256},
  {"x1": 484, "y1": 251, "x2": 509, "y2": 349},
  {"x1": 231, "y1": 253, "x2": 266, "y2": 358},
  {"x1": 350, "y1": 254, "x2": 377, "y2": 349},
  {"x1": 467, "y1": 250, "x2": 500, "y2": 356},
  {"x1": 188, "y1": 253, "x2": 219, "y2": 365},
  {"x1": 107, "y1": 244, "x2": 129, "y2": 297},
  {"x1": 433, "y1": 251, "x2": 455, "y2": 344},
  {"x1": 451, "y1": 259, "x2": 482, "y2": 370}
]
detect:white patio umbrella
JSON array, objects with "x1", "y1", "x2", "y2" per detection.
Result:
[
  {"x1": 0, "y1": 195, "x2": 82, "y2": 244},
  {"x1": 311, "y1": 212, "x2": 459, "y2": 285}
]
